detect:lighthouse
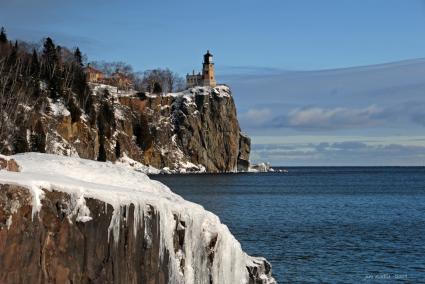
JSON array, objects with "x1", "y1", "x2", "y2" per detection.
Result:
[
  {"x1": 186, "y1": 50, "x2": 217, "y2": 88},
  {"x1": 202, "y1": 50, "x2": 217, "y2": 87}
]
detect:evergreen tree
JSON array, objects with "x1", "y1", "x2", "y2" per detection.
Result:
[
  {"x1": 30, "y1": 121, "x2": 46, "y2": 153},
  {"x1": 56, "y1": 45, "x2": 62, "y2": 65},
  {"x1": 153, "y1": 82, "x2": 162, "y2": 94},
  {"x1": 74, "y1": 47, "x2": 83, "y2": 66},
  {"x1": 42, "y1": 38, "x2": 62, "y2": 99},
  {"x1": 42, "y1": 37, "x2": 57, "y2": 65},
  {"x1": 6, "y1": 40, "x2": 18, "y2": 67},
  {"x1": 14, "y1": 130, "x2": 29, "y2": 153},
  {"x1": 0, "y1": 27, "x2": 7, "y2": 44},
  {"x1": 30, "y1": 49, "x2": 40, "y2": 78}
]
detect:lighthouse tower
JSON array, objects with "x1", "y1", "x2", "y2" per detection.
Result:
[{"x1": 202, "y1": 50, "x2": 217, "y2": 87}]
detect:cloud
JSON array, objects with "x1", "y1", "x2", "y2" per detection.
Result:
[
  {"x1": 239, "y1": 108, "x2": 273, "y2": 127},
  {"x1": 251, "y1": 141, "x2": 425, "y2": 166},
  {"x1": 272, "y1": 105, "x2": 383, "y2": 130},
  {"x1": 239, "y1": 101, "x2": 425, "y2": 132}
]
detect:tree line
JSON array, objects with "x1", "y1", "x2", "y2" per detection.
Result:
[
  {"x1": 0, "y1": 27, "x2": 89, "y2": 153},
  {"x1": 0, "y1": 27, "x2": 187, "y2": 157},
  {"x1": 90, "y1": 61, "x2": 185, "y2": 94}
]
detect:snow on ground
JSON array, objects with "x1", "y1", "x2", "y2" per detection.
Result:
[
  {"x1": 89, "y1": 83, "x2": 137, "y2": 98},
  {"x1": 48, "y1": 98, "x2": 70, "y2": 117},
  {"x1": 0, "y1": 153, "x2": 273, "y2": 283},
  {"x1": 145, "y1": 85, "x2": 231, "y2": 99},
  {"x1": 117, "y1": 153, "x2": 162, "y2": 174},
  {"x1": 117, "y1": 153, "x2": 206, "y2": 174}
]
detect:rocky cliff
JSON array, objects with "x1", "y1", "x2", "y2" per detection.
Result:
[
  {"x1": 7, "y1": 85, "x2": 250, "y2": 173},
  {"x1": 0, "y1": 153, "x2": 275, "y2": 283}
]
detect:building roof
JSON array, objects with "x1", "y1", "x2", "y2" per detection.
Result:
[{"x1": 84, "y1": 65, "x2": 103, "y2": 74}]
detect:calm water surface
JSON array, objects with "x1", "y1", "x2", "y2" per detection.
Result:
[{"x1": 151, "y1": 167, "x2": 425, "y2": 283}]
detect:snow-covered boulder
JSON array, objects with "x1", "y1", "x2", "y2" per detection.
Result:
[
  {"x1": 0, "y1": 153, "x2": 275, "y2": 283},
  {"x1": 249, "y1": 162, "x2": 273, "y2": 173}
]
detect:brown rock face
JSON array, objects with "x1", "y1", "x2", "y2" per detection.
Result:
[
  {"x1": 132, "y1": 87, "x2": 248, "y2": 172},
  {"x1": 0, "y1": 157, "x2": 20, "y2": 172},
  {"x1": 0, "y1": 185, "x2": 275, "y2": 284},
  {"x1": 238, "y1": 133, "x2": 251, "y2": 172},
  {"x1": 0, "y1": 185, "x2": 169, "y2": 284},
  {"x1": 20, "y1": 86, "x2": 251, "y2": 172}
]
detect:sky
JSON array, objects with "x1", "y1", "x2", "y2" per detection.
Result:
[{"x1": 1, "y1": 0, "x2": 425, "y2": 165}]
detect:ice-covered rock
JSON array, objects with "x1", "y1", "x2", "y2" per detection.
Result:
[
  {"x1": 249, "y1": 162, "x2": 272, "y2": 173},
  {"x1": 0, "y1": 153, "x2": 275, "y2": 283}
]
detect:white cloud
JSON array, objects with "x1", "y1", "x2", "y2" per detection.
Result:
[
  {"x1": 239, "y1": 108, "x2": 273, "y2": 127},
  {"x1": 273, "y1": 105, "x2": 383, "y2": 130},
  {"x1": 251, "y1": 140, "x2": 425, "y2": 166}
]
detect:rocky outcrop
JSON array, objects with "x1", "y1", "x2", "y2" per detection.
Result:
[
  {"x1": 0, "y1": 185, "x2": 170, "y2": 283},
  {"x1": 0, "y1": 156, "x2": 19, "y2": 172},
  {"x1": 237, "y1": 133, "x2": 251, "y2": 172},
  {"x1": 120, "y1": 86, "x2": 248, "y2": 172},
  {"x1": 0, "y1": 185, "x2": 273, "y2": 284},
  {"x1": 11, "y1": 85, "x2": 250, "y2": 173},
  {"x1": 0, "y1": 154, "x2": 275, "y2": 283}
]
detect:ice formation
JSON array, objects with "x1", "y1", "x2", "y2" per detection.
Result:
[{"x1": 0, "y1": 153, "x2": 275, "y2": 283}]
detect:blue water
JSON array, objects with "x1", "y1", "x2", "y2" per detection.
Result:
[{"x1": 151, "y1": 167, "x2": 425, "y2": 283}]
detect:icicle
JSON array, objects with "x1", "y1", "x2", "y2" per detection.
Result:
[{"x1": 107, "y1": 207, "x2": 121, "y2": 244}]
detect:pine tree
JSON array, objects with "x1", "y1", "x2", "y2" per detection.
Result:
[
  {"x1": 0, "y1": 27, "x2": 7, "y2": 44},
  {"x1": 153, "y1": 82, "x2": 162, "y2": 94},
  {"x1": 30, "y1": 121, "x2": 46, "y2": 153},
  {"x1": 30, "y1": 49, "x2": 40, "y2": 78},
  {"x1": 14, "y1": 130, "x2": 29, "y2": 153},
  {"x1": 56, "y1": 45, "x2": 62, "y2": 65},
  {"x1": 74, "y1": 47, "x2": 83, "y2": 67},
  {"x1": 72, "y1": 47, "x2": 87, "y2": 97},
  {"x1": 42, "y1": 37, "x2": 57, "y2": 65},
  {"x1": 6, "y1": 40, "x2": 18, "y2": 67},
  {"x1": 42, "y1": 38, "x2": 62, "y2": 99}
]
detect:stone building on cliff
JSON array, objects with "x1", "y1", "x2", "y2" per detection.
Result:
[
  {"x1": 85, "y1": 65, "x2": 133, "y2": 91},
  {"x1": 85, "y1": 64, "x2": 104, "y2": 83},
  {"x1": 186, "y1": 50, "x2": 217, "y2": 88}
]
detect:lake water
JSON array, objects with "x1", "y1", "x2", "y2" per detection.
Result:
[{"x1": 151, "y1": 167, "x2": 425, "y2": 283}]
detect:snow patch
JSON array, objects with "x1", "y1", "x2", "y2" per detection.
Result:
[
  {"x1": 48, "y1": 98, "x2": 71, "y2": 117},
  {"x1": 117, "y1": 153, "x2": 161, "y2": 174},
  {"x1": 0, "y1": 153, "x2": 275, "y2": 283}
]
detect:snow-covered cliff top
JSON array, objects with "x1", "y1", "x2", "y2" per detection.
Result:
[
  {"x1": 0, "y1": 153, "x2": 182, "y2": 215},
  {"x1": 164, "y1": 85, "x2": 231, "y2": 98},
  {"x1": 0, "y1": 153, "x2": 275, "y2": 284},
  {"x1": 89, "y1": 83, "x2": 231, "y2": 99}
]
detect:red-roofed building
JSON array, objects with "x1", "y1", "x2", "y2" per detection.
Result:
[{"x1": 84, "y1": 64, "x2": 104, "y2": 83}]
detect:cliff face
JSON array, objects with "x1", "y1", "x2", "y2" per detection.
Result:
[
  {"x1": 15, "y1": 85, "x2": 250, "y2": 173},
  {"x1": 0, "y1": 154, "x2": 275, "y2": 283},
  {"x1": 120, "y1": 86, "x2": 249, "y2": 172}
]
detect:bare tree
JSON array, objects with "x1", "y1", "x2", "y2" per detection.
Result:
[
  {"x1": 90, "y1": 61, "x2": 133, "y2": 76},
  {"x1": 140, "y1": 68, "x2": 185, "y2": 94},
  {"x1": 0, "y1": 57, "x2": 30, "y2": 153}
]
